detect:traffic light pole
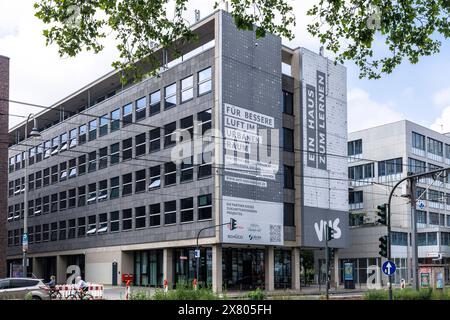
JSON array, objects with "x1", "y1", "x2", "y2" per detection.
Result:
[
  {"x1": 325, "y1": 228, "x2": 329, "y2": 301},
  {"x1": 387, "y1": 204, "x2": 393, "y2": 301}
]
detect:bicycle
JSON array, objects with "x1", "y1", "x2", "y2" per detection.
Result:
[
  {"x1": 49, "y1": 288, "x2": 63, "y2": 300},
  {"x1": 67, "y1": 287, "x2": 94, "y2": 300}
]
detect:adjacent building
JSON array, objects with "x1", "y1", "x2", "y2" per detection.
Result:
[
  {"x1": 4, "y1": 10, "x2": 348, "y2": 291},
  {"x1": 338, "y1": 120, "x2": 450, "y2": 286}
]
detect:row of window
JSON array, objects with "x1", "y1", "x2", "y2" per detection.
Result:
[
  {"x1": 8, "y1": 67, "x2": 213, "y2": 174},
  {"x1": 348, "y1": 158, "x2": 403, "y2": 180},
  {"x1": 416, "y1": 210, "x2": 450, "y2": 227},
  {"x1": 412, "y1": 131, "x2": 450, "y2": 158},
  {"x1": 9, "y1": 109, "x2": 212, "y2": 198},
  {"x1": 389, "y1": 231, "x2": 450, "y2": 246},
  {"x1": 7, "y1": 195, "x2": 213, "y2": 246}
]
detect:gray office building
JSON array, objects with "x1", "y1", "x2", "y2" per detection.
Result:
[{"x1": 4, "y1": 10, "x2": 348, "y2": 291}]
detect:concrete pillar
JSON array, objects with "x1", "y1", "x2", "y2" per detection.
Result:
[
  {"x1": 291, "y1": 247, "x2": 301, "y2": 290},
  {"x1": 212, "y1": 244, "x2": 222, "y2": 293},
  {"x1": 163, "y1": 248, "x2": 173, "y2": 288},
  {"x1": 120, "y1": 251, "x2": 133, "y2": 286},
  {"x1": 265, "y1": 246, "x2": 274, "y2": 291},
  {"x1": 32, "y1": 257, "x2": 44, "y2": 279},
  {"x1": 56, "y1": 255, "x2": 67, "y2": 284}
]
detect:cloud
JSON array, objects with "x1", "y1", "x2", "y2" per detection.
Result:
[
  {"x1": 433, "y1": 87, "x2": 450, "y2": 108},
  {"x1": 348, "y1": 88, "x2": 405, "y2": 132},
  {"x1": 430, "y1": 106, "x2": 450, "y2": 133}
]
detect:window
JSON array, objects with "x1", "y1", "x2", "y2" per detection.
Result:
[
  {"x1": 164, "y1": 122, "x2": 176, "y2": 147},
  {"x1": 135, "y1": 133, "x2": 146, "y2": 157},
  {"x1": 181, "y1": 75, "x2": 194, "y2": 102},
  {"x1": 181, "y1": 157, "x2": 193, "y2": 182},
  {"x1": 8, "y1": 181, "x2": 13, "y2": 197},
  {"x1": 9, "y1": 157, "x2": 14, "y2": 173},
  {"x1": 68, "y1": 159, "x2": 77, "y2": 178},
  {"x1": 198, "y1": 67, "x2": 212, "y2": 95},
  {"x1": 122, "y1": 209, "x2": 132, "y2": 231},
  {"x1": 446, "y1": 144, "x2": 450, "y2": 159},
  {"x1": 99, "y1": 147, "x2": 108, "y2": 169},
  {"x1": 51, "y1": 136, "x2": 59, "y2": 156},
  {"x1": 110, "y1": 211, "x2": 120, "y2": 232},
  {"x1": 87, "y1": 183, "x2": 97, "y2": 204},
  {"x1": 429, "y1": 212, "x2": 439, "y2": 226},
  {"x1": 164, "y1": 201, "x2": 176, "y2": 225},
  {"x1": 14, "y1": 204, "x2": 20, "y2": 219},
  {"x1": 378, "y1": 158, "x2": 403, "y2": 176},
  {"x1": 43, "y1": 224, "x2": 49, "y2": 242},
  {"x1": 441, "y1": 232, "x2": 450, "y2": 246},
  {"x1": 98, "y1": 180, "x2": 108, "y2": 202},
  {"x1": 428, "y1": 190, "x2": 443, "y2": 203},
  {"x1": 391, "y1": 232, "x2": 408, "y2": 246},
  {"x1": 164, "y1": 162, "x2": 177, "y2": 186},
  {"x1": 78, "y1": 155, "x2": 86, "y2": 175},
  {"x1": 197, "y1": 109, "x2": 212, "y2": 135},
  {"x1": 417, "y1": 210, "x2": 427, "y2": 225},
  {"x1": 59, "y1": 191, "x2": 67, "y2": 211},
  {"x1": 122, "y1": 138, "x2": 132, "y2": 161},
  {"x1": 88, "y1": 151, "x2": 97, "y2": 172},
  {"x1": 28, "y1": 200, "x2": 34, "y2": 217},
  {"x1": 87, "y1": 215, "x2": 97, "y2": 235},
  {"x1": 14, "y1": 153, "x2": 22, "y2": 171},
  {"x1": 429, "y1": 163, "x2": 444, "y2": 182},
  {"x1": 110, "y1": 143, "x2": 120, "y2": 165},
  {"x1": 348, "y1": 139, "x2": 363, "y2": 156},
  {"x1": 36, "y1": 144, "x2": 43, "y2": 162},
  {"x1": 60, "y1": 132, "x2": 68, "y2": 152},
  {"x1": 198, "y1": 152, "x2": 212, "y2": 179},
  {"x1": 136, "y1": 97, "x2": 147, "y2": 121},
  {"x1": 28, "y1": 226, "x2": 34, "y2": 244},
  {"x1": 149, "y1": 204, "x2": 161, "y2": 227},
  {"x1": 43, "y1": 196, "x2": 50, "y2": 214},
  {"x1": 412, "y1": 132, "x2": 425, "y2": 150},
  {"x1": 123, "y1": 103, "x2": 133, "y2": 126},
  {"x1": 78, "y1": 217, "x2": 86, "y2": 237},
  {"x1": 60, "y1": 162, "x2": 67, "y2": 181},
  {"x1": 416, "y1": 187, "x2": 426, "y2": 200},
  {"x1": 28, "y1": 173, "x2": 34, "y2": 191},
  {"x1": 408, "y1": 158, "x2": 426, "y2": 174},
  {"x1": 59, "y1": 221, "x2": 67, "y2": 240},
  {"x1": 283, "y1": 128, "x2": 294, "y2": 152},
  {"x1": 122, "y1": 173, "x2": 132, "y2": 196},
  {"x1": 284, "y1": 165, "x2": 294, "y2": 189},
  {"x1": 149, "y1": 90, "x2": 161, "y2": 115},
  {"x1": 51, "y1": 165, "x2": 58, "y2": 184},
  {"x1": 198, "y1": 194, "x2": 212, "y2": 220},
  {"x1": 69, "y1": 128, "x2": 77, "y2": 149},
  {"x1": 35, "y1": 226, "x2": 41, "y2": 243},
  {"x1": 79, "y1": 124, "x2": 87, "y2": 145},
  {"x1": 68, "y1": 219, "x2": 76, "y2": 239},
  {"x1": 428, "y1": 137, "x2": 443, "y2": 156},
  {"x1": 440, "y1": 214, "x2": 446, "y2": 227},
  {"x1": 135, "y1": 206, "x2": 146, "y2": 229},
  {"x1": 88, "y1": 119, "x2": 97, "y2": 141},
  {"x1": 427, "y1": 232, "x2": 438, "y2": 245},
  {"x1": 180, "y1": 198, "x2": 194, "y2": 223},
  {"x1": 149, "y1": 165, "x2": 161, "y2": 190},
  {"x1": 78, "y1": 186, "x2": 86, "y2": 207},
  {"x1": 111, "y1": 108, "x2": 120, "y2": 132},
  {"x1": 349, "y1": 191, "x2": 364, "y2": 204},
  {"x1": 284, "y1": 203, "x2": 295, "y2": 226},
  {"x1": 51, "y1": 193, "x2": 58, "y2": 212},
  {"x1": 135, "y1": 170, "x2": 146, "y2": 193},
  {"x1": 28, "y1": 147, "x2": 35, "y2": 166},
  {"x1": 44, "y1": 140, "x2": 52, "y2": 159},
  {"x1": 51, "y1": 222, "x2": 57, "y2": 241},
  {"x1": 164, "y1": 83, "x2": 177, "y2": 109},
  {"x1": 110, "y1": 177, "x2": 120, "y2": 199},
  {"x1": 99, "y1": 114, "x2": 108, "y2": 136},
  {"x1": 348, "y1": 163, "x2": 374, "y2": 180},
  {"x1": 282, "y1": 90, "x2": 293, "y2": 115},
  {"x1": 149, "y1": 128, "x2": 160, "y2": 153},
  {"x1": 7, "y1": 206, "x2": 13, "y2": 221},
  {"x1": 68, "y1": 188, "x2": 76, "y2": 208},
  {"x1": 180, "y1": 115, "x2": 193, "y2": 143},
  {"x1": 98, "y1": 213, "x2": 108, "y2": 233}
]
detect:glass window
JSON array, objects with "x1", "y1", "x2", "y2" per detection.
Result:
[
  {"x1": 181, "y1": 157, "x2": 193, "y2": 182},
  {"x1": 164, "y1": 201, "x2": 176, "y2": 225},
  {"x1": 122, "y1": 209, "x2": 132, "y2": 231},
  {"x1": 59, "y1": 191, "x2": 67, "y2": 211},
  {"x1": 51, "y1": 136, "x2": 60, "y2": 156},
  {"x1": 60, "y1": 132, "x2": 68, "y2": 152},
  {"x1": 348, "y1": 163, "x2": 374, "y2": 180},
  {"x1": 88, "y1": 119, "x2": 97, "y2": 141},
  {"x1": 69, "y1": 158, "x2": 77, "y2": 178},
  {"x1": 9, "y1": 157, "x2": 14, "y2": 173},
  {"x1": 136, "y1": 97, "x2": 147, "y2": 121},
  {"x1": 198, "y1": 194, "x2": 212, "y2": 220},
  {"x1": 408, "y1": 158, "x2": 426, "y2": 174},
  {"x1": 135, "y1": 133, "x2": 146, "y2": 157},
  {"x1": 181, "y1": 75, "x2": 194, "y2": 102},
  {"x1": 43, "y1": 196, "x2": 50, "y2": 214},
  {"x1": 68, "y1": 188, "x2": 76, "y2": 208},
  {"x1": 51, "y1": 165, "x2": 58, "y2": 184},
  {"x1": 110, "y1": 143, "x2": 120, "y2": 165},
  {"x1": 98, "y1": 180, "x2": 108, "y2": 202},
  {"x1": 77, "y1": 217, "x2": 86, "y2": 238},
  {"x1": 164, "y1": 83, "x2": 177, "y2": 109},
  {"x1": 69, "y1": 128, "x2": 77, "y2": 149},
  {"x1": 36, "y1": 143, "x2": 43, "y2": 162},
  {"x1": 59, "y1": 221, "x2": 66, "y2": 240},
  {"x1": 149, "y1": 165, "x2": 161, "y2": 190},
  {"x1": 412, "y1": 132, "x2": 425, "y2": 150},
  {"x1": 197, "y1": 109, "x2": 212, "y2": 135},
  {"x1": 149, "y1": 90, "x2": 161, "y2": 116},
  {"x1": 429, "y1": 212, "x2": 439, "y2": 226},
  {"x1": 135, "y1": 206, "x2": 146, "y2": 229},
  {"x1": 428, "y1": 137, "x2": 443, "y2": 156},
  {"x1": 349, "y1": 191, "x2": 364, "y2": 204},
  {"x1": 348, "y1": 139, "x2": 363, "y2": 156},
  {"x1": 87, "y1": 215, "x2": 97, "y2": 235},
  {"x1": 68, "y1": 219, "x2": 76, "y2": 239},
  {"x1": 78, "y1": 124, "x2": 87, "y2": 145},
  {"x1": 28, "y1": 148, "x2": 35, "y2": 166},
  {"x1": 122, "y1": 138, "x2": 132, "y2": 161},
  {"x1": 51, "y1": 193, "x2": 58, "y2": 213},
  {"x1": 43, "y1": 224, "x2": 50, "y2": 242},
  {"x1": 149, "y1": 204, "x2": 161, "y2": 227},
  {"x1": 391, "y1": 232, "x2": 408, "y2": 246},
  {"x1": 78, "y1": 155, "x2": 86, "y2": 175},
  {"x1": 60, "y1": 162, "x2": 67, "y2": 181},
  {"x1": 198, "y1": 67, "x2": 212, "y2": 95},
  {"x1": 44, "y1": 140, "x2": 52, "y2": 159},
  {"x1": 149, "y1": 128, "x2": 160, "y2": 153},
  {"x1": 283, "y1": 128, "x2": 294, "y2": 152},
  {"x1": 87, "y1": 183, "x2": 97, "y2": 204},
  {"x1": 378, "y1": 158, "x2": 403, "y2": 176},
  {"x1": 446, "y1": 144, "x2": 450, "y2": 159},
  {"x1": 427, "y1": 232, "x2": 437, "y2": 245},
  {"x1": 198, "y1": 151, "x2": 212, "y2": 179},
  {"x1": 284, "y1": 203, "x2": 295, "y2": 226},
  {"x1": 135, "y1": 169, "x2": 146, "y2": 193},
  {"x1": 180, "y1": 115, "x2": 193, "y2": 143},
  {"x1": 110, "y1": 176, "x2": 120, "y2": 199},
  {"x1": 88, "y1": 151, "x2": 97, "y2": 172},
  {"x1": 180, "y1": 197, "x2": 194, "y2": 222},
  {"x1": 122, "y1": 173, "x2": 132, "y2": 196},
  {"x1": 164, "y1": 162, "x2": 177, "y2": 186},
  {"x1": 164, "y1": 122, "x2": 176, "y2": 147},
  {"x1": 123, "y1": 103, "x2": 133, "y2": 126},
  {"x1": 99, "y1": 147, "x2": 108, "y2": 169},
  {"x1": 111, "y1": 108, "x2": 120, "y2": 132},
  {"x1": 110, "y1": 211, "x2": 120, "y2": 232},
  {"x1": 282, "y1": 90, "x2": 293, "y2": 115},
  {"x1": 99, "y1": 114, "x2": 108, "y2": 136},
  {"x1": 284, "y1": 165, "x2": 294, "y2": 189}
]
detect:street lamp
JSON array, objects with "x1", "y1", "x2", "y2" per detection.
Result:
[{"x1": 22, "y1": 114, "x2": 40, "y2": 278}]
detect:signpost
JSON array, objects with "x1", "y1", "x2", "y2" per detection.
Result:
[
  {"x1": 382, "y1": 260, "x2": 397, "y2": 276},
  {"x1": 22, "y1": 233, "x2": 28, "y2": 253}
]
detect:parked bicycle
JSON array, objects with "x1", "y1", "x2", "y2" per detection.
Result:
[{"x1": 66, "y1": 287, "x2": 94, "y2": 300}]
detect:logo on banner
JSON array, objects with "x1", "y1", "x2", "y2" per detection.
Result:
[{"x1": 314, "y1": 218, "x2": 342, "y2": 242}]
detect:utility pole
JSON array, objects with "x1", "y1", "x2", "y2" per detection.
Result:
[
  {"x1": 387, "y1": 204, "x2": 393, "y2": 300},
  {"x1": 324, "y1": 224, "x2": 334, "y2": 300},
  {"x1": 409, "y1": 178, "x2": 419, "y2": 290}
]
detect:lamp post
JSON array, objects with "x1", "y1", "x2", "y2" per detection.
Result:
[{"x1": 22, "y1": 114, "x2": 40, "y2": 277}]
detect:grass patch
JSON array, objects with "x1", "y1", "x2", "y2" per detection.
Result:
[{"x1": 364, "y1": 288, "x2": 450, "y2": 300}]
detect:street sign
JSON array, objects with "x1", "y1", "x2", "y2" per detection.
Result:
[
  {"x1": 382, "y1": 260, "x2": 396, "y2": 276},
  {"x1": 194, "y1": 249, "x2": 201, "y2": 258},
  {"x1": 417, "y1": 200, "x2": 425, "y2": 210}
]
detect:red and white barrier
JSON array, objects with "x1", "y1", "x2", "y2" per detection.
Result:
[{"x1": 54, "y1": 283, "x2": 104, "y2": 300}]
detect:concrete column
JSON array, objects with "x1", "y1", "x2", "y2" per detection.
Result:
[
  {"x1": 163, "y1": 248, "x2": 173, "y2": 288},
  {"x1": 120, "y1": 251, "x2": 133, "y2": 286},
  {"x1": 265, "y1": 246, "x2": 274, "y2": 291},
  {"x1": 212, "y1": 244, "x2": 222, "y2": 293},
  {"x1": 56, "y1": 255, "x2": 67, "y2": 284},
  {"x1": 334, "y1": 250, "x2": 340, "y2": 289},
  {"x1": 32, "y1": 257, "x2": 44, "y2": 279},
  {"x1": 291, "y1": 247, "x2": 301, "y2": 290}
]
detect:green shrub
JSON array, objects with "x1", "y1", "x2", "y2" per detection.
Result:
[
  {"x1": 24, "y1": 292, "x2": 33, "y2": 300},
  {"x1": 365, "y1": 288, "x2": 450, "y2": 300},
  {"x1": 129, "y1": 290, "x2": 151, "y2": 300},
  {"x1": 152, "y1": 282, "x2": 223, "y2": 300},
  {"x1": 247, "y1": 288, "x2": 266, "y2": 300}
]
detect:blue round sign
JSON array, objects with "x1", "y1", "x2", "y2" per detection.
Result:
[{"x1": 382, "y1": 260, "x2": 396, "y2": 276}]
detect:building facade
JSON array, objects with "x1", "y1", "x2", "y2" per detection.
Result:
[
  {"x1": 4, "y1": 10, "x2": 348, "y2": 291},
  {"x1": 338, "y1": 120, "x2": 450, "y2": 286}
]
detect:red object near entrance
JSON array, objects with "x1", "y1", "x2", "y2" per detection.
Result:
[{"x1": 122, "y1": 273, "x2": 134, "y2": 283}]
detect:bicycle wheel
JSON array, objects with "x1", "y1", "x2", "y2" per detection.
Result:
[
  {"x1": 67, "y1": 293, "x2": 80, "y2": 300},
  {"x1": 51, "y1": 291, "x2": 63, "y2": 300},
  {"x1": 82, "y1": 294, "x2": 94, "y2": 300}
]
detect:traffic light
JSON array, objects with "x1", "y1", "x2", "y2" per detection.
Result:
[
  {"x1": 329, "y1": 248, "x2": 335, "y2": 262},
  {"x1": 376, "y1": 204, "x2": 387, "y2": 225},
  {"x1": 326, "y1": 225, "x2": 335, "y2": 241},
  {"x1": 230, "y1": 218, "x2": 237, "y2": 230},
  {"x1": 379, "y1": 236, "x2": 388, "y2": 258}
]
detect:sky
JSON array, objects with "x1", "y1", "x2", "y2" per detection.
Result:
[{"x1": 1, "y1": 0, "x2": 450, "y2": 133}]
